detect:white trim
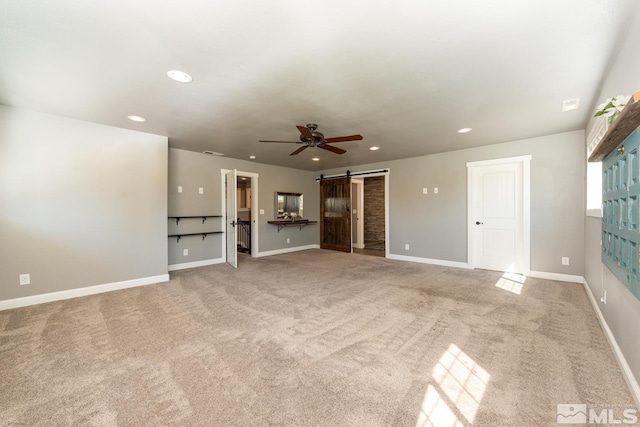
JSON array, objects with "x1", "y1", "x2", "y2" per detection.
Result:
[
  {"x1": 583, "y1": 278, "x2": 640, "y2": 407},
  {"x1": 256, "y1": 244, "x2": 320, "y2": 258},
  {"x1": 221, "y1": 169, "x2": 230, "y2": 264},
  {"x1": 352, "y1": 178, "x2": 364, "y2": 250},
  {"x1": 168, "y1": 258, "x2": 224, "y2": 271},
  {"x1": 0, "y1": 274, "x2": 170, "y2": 311},
  {"x1": 384, "y1": 171, "x2": 390, "y2": 259},
  {"x1": 587, "y1": 208, "x2": 603, "y2": 218},
  {"x1": 387, "y1": 253, "x2": 471, "y2": 269},
  {"x1": 237, "y1": 171, "x2": 259, "y2": 257},
  {"x1": 529, "y1": 271, "x2": 583, "y2": 283},
  {"x1": 465, "y1": 155, "x2": 533, "y2": 168},
  {"x1": 467, "y1": 155, "x2": 531, "y2": 275}
]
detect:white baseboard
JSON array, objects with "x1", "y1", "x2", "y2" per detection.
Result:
[
  {"x1": 0, "y1": 274, "x2": 170, "y2": 311},
  {"x1": 387, "y1": 253, "x2": 471, "y2": 269},
  {"x1": 583, "y1": 278, "x2": 640, "y2": 407},
  {"x1": 256, "y1": 244, "x2": 320, "y2": 258},
  {"x1": 168, "y1": 258, "x2": 224, "y2": 271},
  {"x1": 529, "y1": 271, "x2": 583, "y2": 283}
]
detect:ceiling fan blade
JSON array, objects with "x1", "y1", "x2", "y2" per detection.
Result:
[
  {"x1": 259, "y1": 140, "x2": 299, "y2": 143},
  {"x1": 296, "y1": 125, "x2": 313, "y2": 139},
  {"x1": 324, "y1": 134, "x2": 363, "y2": 143},
  {"x1": 319, "y1": 144, "x2": 346, "y2": 155},
  {"x1": 290, "y1": 145, "x2": 308, "y2": 156}
]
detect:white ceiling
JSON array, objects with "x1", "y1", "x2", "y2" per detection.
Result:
[{"x1": 1, "y1": 1, "x2": 637, "y2": 171}]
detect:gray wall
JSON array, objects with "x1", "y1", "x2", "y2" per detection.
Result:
[
  {"x1": 0, "y1": 105, "x2": 168, "y2": 301},
  {"x1": 584, "y1": 3, "x2": 640, "y2": 389},
  {"x1": 323, "y1": 130, "x2": 586, "y2": 275},
  {"x1": 168, "y1": 148, "x2": 319, "y2": 266}
]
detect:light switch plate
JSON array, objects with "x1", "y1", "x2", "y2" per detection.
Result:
[
  {"x1": 422, "y1": 188, "x2": 428, "y2": 195},
  {"x1": 434, "y1": 187, "x2": 439, "y2": 194},
  {"x1": 259, "y1": 209, "x2": 265, "y2": 215},
  {"x1": 178, "y1": 186, "x2": 183, "y2": 193},
  {"x1": 198, "y1": 187, "x2": 204, "y2": 194}
]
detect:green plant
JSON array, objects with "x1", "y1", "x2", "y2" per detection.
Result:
[{"x1": 594, "y1": 95, "x2": 631, "y2": 118}]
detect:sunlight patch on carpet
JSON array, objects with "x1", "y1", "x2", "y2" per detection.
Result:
[
  {"x1": 415, "y1": 385, "x2": 464, "y2": 427},
  {"x1": 433, "y1": 343, "x2": 490, "y2": 423},
  {"x1": 495, "y1": 272, "x2": 525, "y2": 295}
]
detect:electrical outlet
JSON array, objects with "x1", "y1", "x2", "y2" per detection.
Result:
[
  {"x1": 19, "y1": 274, "x2": 30, "y2": 286},
  {"x1": 405, "y1": 244, "x2": 410, "y2": 250},
  {"x1": 561, "y1": 257, "x2": 569, "y2": 265},
  {"x1": 183, "y1": 249, "x2": 189, "y2": 256},
  {"x1": 286, "y1": 238, "x2": 290, "y2": 244}
]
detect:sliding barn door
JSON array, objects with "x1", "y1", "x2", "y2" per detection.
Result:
[{"x1": 320, "y1": 177, "x2": 351, "y2": 252}]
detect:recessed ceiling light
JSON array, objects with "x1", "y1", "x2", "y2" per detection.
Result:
[
  {"x1": 167, "y1": 70, "x2": 193, "y2": 83},
  {"x1": 202, "y1": 150, "x2": 224, "y2": 156},
  {"x1": 249, "y1": 155, "x2": 256, "y2": 160},
  {"x1": 369, "y1": 146, "x2": 380, "y2": 151},
  {"x1": 457, "y1": 128, "x2": 472, "y2": 133},
  {"x1": 312, "y1": 157, "x2": 320, "y2": 161},
  {"x1": 562, "y1": 98, "x2": 580, "y2": 112},
  {"x1": 240, "y1": 177, "x2": 247, "y2": 181},
  {"x1": 127, "y1": 115, "x2": 146, "y2": 122}
]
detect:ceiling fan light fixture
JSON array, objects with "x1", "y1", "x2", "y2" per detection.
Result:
[
  {"x1": 167, "y1": 70, "x2": 193, "y2": 83},
  {"x1": 457, "y1": 128, "x2": 472, "y2": 133},
  {"x1": 127, "y1": 115, "x2": 146, "y2": 122}
]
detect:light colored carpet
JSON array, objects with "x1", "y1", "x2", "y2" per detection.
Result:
[{"x1": 0, "y1": 249, "x2": 635, "y2": 426}]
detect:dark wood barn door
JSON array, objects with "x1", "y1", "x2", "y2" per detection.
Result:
[{"x1": 320, "y1": 177, "x2": 351, "y2": 252}]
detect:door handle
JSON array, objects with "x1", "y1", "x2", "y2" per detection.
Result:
[
  {"x1": 230, "y1": 220, "x2": 237, "y2": 227},
  {"x1": 475, "y1": 221, "x2": 483, "y2": 225}
]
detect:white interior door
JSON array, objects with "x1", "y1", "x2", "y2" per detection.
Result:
[
  {"x1": 225, "y1": 169, "x2": 238, "y2": 268},
  {"x1": 468, "y1": 157, "x2": 530, "y2": 274}
]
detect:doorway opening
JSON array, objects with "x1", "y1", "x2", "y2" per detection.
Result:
[
  {"x1": 222, "y1": 169, "x2": 259, "y2": 268},
  {"x1": 353, "y1": 175, "x2": 386, "y2": 257},
  {"x1": 318, "y1": 169, "x2": 389, "y2": 256},
  {"x1": 236, "y1": 176, "x2": 251, "y2": 255}
]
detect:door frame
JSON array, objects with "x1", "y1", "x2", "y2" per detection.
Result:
[
  {"x1": 238, "y1": 171, "x2": 259, "y2": 257},
  {"x1": 466, "y1": 155, "x2": 531, "y2": 275},
  {"x1": 351, "y1": 178, "x2": 364, "y2": 249},
  {"x1": 221, "y1": 169, "x2": 259, "y2": 262}
]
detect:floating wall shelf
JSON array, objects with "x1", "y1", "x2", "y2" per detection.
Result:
[
  {"x1": 168, "y1": 215, "x2": 222, "y2": 225},
  {"x1": 589, "y1": 91, "x2": 640, "y2": 162},
  {"x1": 168, "y1": 231, "x2": 223, "y2": 243},
  {"x1": 267, "y1": 220, "x2": 317, "y2": 232}
]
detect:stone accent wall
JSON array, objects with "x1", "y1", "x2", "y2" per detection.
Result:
[{"x1": 364, "y1": 176, "x2": 385, "y2": 250}]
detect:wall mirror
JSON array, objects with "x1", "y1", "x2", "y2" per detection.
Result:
[{"x1": 276, "y1": 192, "x2": 303, "y2": 219}]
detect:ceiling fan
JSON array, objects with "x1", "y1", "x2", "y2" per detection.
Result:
[{"x1": 259, "y1": 124, "x2": 363, "y2": 156}]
